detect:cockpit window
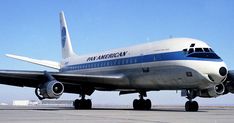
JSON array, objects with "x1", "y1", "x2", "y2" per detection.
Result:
[
  {"x1": 182, "y1": 47, "x2": 220, "y2": 59},
  {"x1": 188, "y1": 48, "x2": 194, "y2": 54},
  {"x1": 183, "y1": 49, "x2": 187, "y2": 53},
  {"x1": 190, "y1": 43, "x2": 195, "y2": 47},
  {"x1": 187, "y1": 53, "x2": 220, "y2": 59},
  {"x1": 203, "y1": 48, "x2": 210, "y2": 52},
  {"x1": 209, "y1": 48, "x2": 214, "y2": 52},
  {"x1": 195, "y1": 48, "x2": 203, "y2": 52}
]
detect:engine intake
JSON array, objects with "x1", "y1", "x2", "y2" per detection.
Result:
[
  {"x1": 36, "y1": 80, "x2": 64, "y2": 99},
  {"x1": 198, "y1": 83, "x2": 225, "y2": 97},
  {"x1": 225, "y1": 82, "x2": 234, "y2": 94}
]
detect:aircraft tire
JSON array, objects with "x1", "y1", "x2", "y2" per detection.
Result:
[
  {"x1": 73, "y1": 99, "x2": 92, "y2": 109},
  {"x1": 73, "y1": 99, "x2": 81, "y2": 109},
  {"x1": 133, "y1": 99, "x2": 139, "y2": 110},
  {"x1": 86, "y1": 99, "x2": 92, "y2": 109},
  {"x1": 133, "y1": 99, "x2": 151, "y2": 110},
  {"x1": 145, "y1": 99, "x2": 152, "y2": 110},
  {"x1": 185, "y1": 101, "x2": 199, "y2": 112}
]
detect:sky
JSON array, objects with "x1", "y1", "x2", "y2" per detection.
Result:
[{"x1": 0, "y1": 0, "x2": 234, "y2": 106}]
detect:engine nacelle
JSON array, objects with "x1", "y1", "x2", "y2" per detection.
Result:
[
  {"x1": 38, "y1": 80, "x2": 64, "y2": 99},
  {"x1": 225, "y1": 71, "x2": 234, "y2": 94},
  {"x1": 225, "y1": 82, "x2": 234, "y2": 94},
  {"x1": 198, "y1": 84, "x2": 225, "y2": 98}
]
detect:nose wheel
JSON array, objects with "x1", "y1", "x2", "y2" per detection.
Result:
[
  {"x1": 133, "y1": 92, "x2": 152, "y2": 110},
  {"x1": 185, "y1": 101, "x2": 198, "y2": 111},
  {"x1": 185, "y1": 90, "x2": 199, "y2": 112}
]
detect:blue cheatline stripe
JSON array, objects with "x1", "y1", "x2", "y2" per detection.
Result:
[{"x1": 60, "y1": 51, "x2": 223, "y2": 72}]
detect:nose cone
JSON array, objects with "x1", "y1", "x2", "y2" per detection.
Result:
[
  {"x1": 219, "y1": 67, "x2": 227, "y2": 76},
  {"x1": 199, "y1": 60, "x2": 228, "y2": 84}
]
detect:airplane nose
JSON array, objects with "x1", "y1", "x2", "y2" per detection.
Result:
[{"x1": 219, "y1": 67, "x2": 227, "y2": 76}]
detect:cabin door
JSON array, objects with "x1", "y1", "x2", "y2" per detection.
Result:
[{"x1": 141, "y1": 54, "x2": 150, "y2": 73}]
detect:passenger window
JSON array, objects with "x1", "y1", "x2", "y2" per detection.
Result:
[
  {"x1": 100, "y1": 63, "x2": 102, "y2": 67},
  {"x1": 113, "y1": 60, "x2": 116, "y2": 65},
  {"x1": 126, "y1": 59, "x2": 129, "y2": 64},
  {"x1": 109, "y1": 61, "x2": 112, "y2": 66},
  {"x1": 122, "y1": 59, "x2": 125, "y2": 64},
  {"x1": 117, "y1": 60, "x2": 121, "y2": 65},
  {"x1": 188, "y1": 48, "x2": 194, "y2": 54}
]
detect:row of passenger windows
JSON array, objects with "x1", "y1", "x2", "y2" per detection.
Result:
[
  {"x1": 65, "y1": 58, "x2": 140, "y2": 71},
  {"x1": 183, "y1": 48, "x2": 214, "y2": 54},
  {"x1": 64, "y1": 55, "x2": 162, "y2": 71}
]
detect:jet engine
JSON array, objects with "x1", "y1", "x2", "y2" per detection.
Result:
[
  {"x1": 225, "y1": 82, "x2": 234, "y2": 94},
  {"x1": 224, "y1": 71, "x2": 234, "y2": 94},
  {"x1": 36, "y1": 80, "x2": 64, "y2": 100},
  {"x1": 198, "y1": 83, "x2": 225, "y2": 97}
]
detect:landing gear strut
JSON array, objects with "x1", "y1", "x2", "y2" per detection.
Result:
[
  {"x1": 185, "y1": 90, "x2": 199, "y2": 112},
  {"x1": 133, "y1": 92, "x2": 151, "y2": 110},
  {"x1": 73, "y1": 94, "x2": 92, "y2": 109}
]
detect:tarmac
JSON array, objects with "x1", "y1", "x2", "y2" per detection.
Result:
[{"x1": 0, "y1": 105, "x2": 233, "y2": 123}]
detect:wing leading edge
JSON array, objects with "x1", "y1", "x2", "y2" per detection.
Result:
[{"x1": 0, "y1": 70, "x2": 129, "y2": 94}]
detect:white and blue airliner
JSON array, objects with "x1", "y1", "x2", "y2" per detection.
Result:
[{"x1": 1, "y1": 11, "x2": 234, "y2": 111}]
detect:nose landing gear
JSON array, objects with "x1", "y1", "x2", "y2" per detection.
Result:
[
  {"x1": 185, "y1": 101, "x2": 198, "y2": 112},
  {"x1": 185, "y1": 90, "x2": 199, "y2": 112}
]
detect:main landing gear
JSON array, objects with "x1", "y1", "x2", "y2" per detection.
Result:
[
  {"x1": 133, "y1": 92, "x2": 152, "y2": 110},
  {"x1": 73, "y1": 94, "x2": 92, "y2": 109},
  {"x1": 185, "y1": 90, "x2": 199, "y2": 112}
]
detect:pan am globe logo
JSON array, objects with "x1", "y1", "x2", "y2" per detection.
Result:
[{"x1": 61, "y1": 27, "x2": 66, "y2": 48}]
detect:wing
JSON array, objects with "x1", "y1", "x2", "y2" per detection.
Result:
[{"x1": 0, "y1": 70, "x2": 129, "y2": 94}]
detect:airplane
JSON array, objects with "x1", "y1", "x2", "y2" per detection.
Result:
[{"x1": 0, "y1": 11, "x2": 234, "y2": 112}]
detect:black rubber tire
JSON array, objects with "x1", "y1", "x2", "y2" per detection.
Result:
[
  {"x1": 138, "y1": 99, "x2": 145, "y2": 110},
  {"x1": 191, "y1": 101, "x2": 199, "y2": 111},
  {"x1": 185, "y1": 101, "x2": 191, "y2": 111},
  {"x1": 133, "y1": 99, "x2": 152, "y2": 110},
  {"x1": 73, "y1": 99, "x2": 80, "y2": 109},
  {"x1": 86, "y1": 99, "x2": 92, "y2": 109},
  {"x1": 133, "y1": 99, "x2": 139, "y2": 110},
  {"x1": 185, "y1": 101, "x2": 199, "y2": 112},
  {"x1": 145, "y1": 99, "x2": 152, "y2": 110},
  {"x1": 73, "y1": 99, "x2": 92, "y2": 109}
]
